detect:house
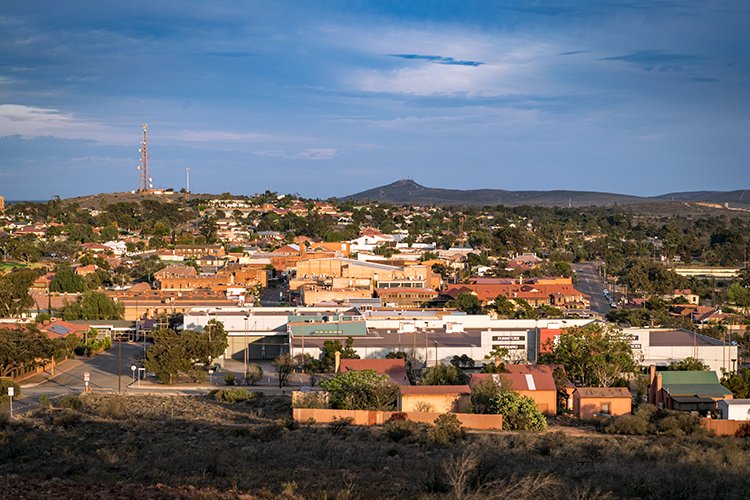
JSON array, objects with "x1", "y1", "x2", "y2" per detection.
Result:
[
  {"x1": 717, "y1": 399, "x2": 750, "y2": 421},
  {"x1": 398, "y1": 385, "x2": 471, "y2": 413},
  {"x1": 573, "y1": 387, "x2": 632, "y2": 419},
  {"x1": 74, "y1": 264, "x2": 98, "y2": 277},
  {"x1": 649, "y1": 368, "x2": 733, "y2": 413},
  {"x1": 338, "y1": 358, "x2": 410, "y2": 385},
  {"x1": 470, "y1": 364, "x2": 558, "y2": 416}
]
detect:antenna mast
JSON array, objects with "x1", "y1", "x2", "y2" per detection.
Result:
[{"x1": 137, "y1": 124, "x2": 150, "y2": 191}]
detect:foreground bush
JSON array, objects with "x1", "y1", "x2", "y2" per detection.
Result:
[
  {"x1": 605, "y1": 404, "x2": 706, "y2": 436},
  {"x1": 292, "y1": 391, "x2": 329, "y2": 409},
  {"x1": 430, "y1": 413, "x2": 466, "y2": 445},
  {"x1": 383, "y1": 415, "x2": 430, "y2": 443},
  {"x1": 320, "y1": 370, "x2": 398, "y2": 410},
  {"x1": 495, "y1": 391, "x2": 547, "y2": 431},
  {"x1": 211, "y1": 388, "x2": 261, "y2": 403}
]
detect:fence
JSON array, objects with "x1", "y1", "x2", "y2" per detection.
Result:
[
  {"x1": 701, "y1": 419, "x2": 749, "y2": 436},
  {"x1": 292, "y1": 408, "x2": 503, "y2": 430}
]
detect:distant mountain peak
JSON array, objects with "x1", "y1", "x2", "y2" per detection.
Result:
[{"x1": 390, "y1": 179, "x2": 424, "y2": 189}]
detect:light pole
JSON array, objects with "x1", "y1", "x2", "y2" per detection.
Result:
[
  {"x1": 117, "y1": 337, "x2": 122, "y2": 393},
  {"x1": 244, "y1": 314, "x2": 249, "y2": 377},
  {"x1": 434, "y1": 340, "x2": 438, "y2": 367},
  {"x1": 7, "y1": 386, "x2": 13, "y2": 419}
]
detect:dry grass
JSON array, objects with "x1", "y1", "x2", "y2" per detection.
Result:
[{"x1": 1, "y1": 394, "x2": 749, "y2": 498}]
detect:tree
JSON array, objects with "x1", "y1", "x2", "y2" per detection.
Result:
[
  {"x1": 273, "y1": 353, "x2": 295, "y2": 388},
  {"x1": 61, "y1": 291, "x2": 124, "y2": 320},
  {"x1": 721, "y1": 368, "x2": 750, "y2": 399},
  {"x1": 0, "y1": 326, "x2": 57, "y2": 378},
  {"x1": 321, "y1": 369, "x2": 399, "y2": 410},
  {"x1": 668, "y1": 357, "x2": 710, "y2": 371},
  {"x1": 0, "y1": 269, "x2": 37, "y2": 317},
  {"x1": 489, "y1": 295, "x2": 516, "y2": 318},
  {"x1": 540, "y1": 323, "x2": 635, "y2": 387},
  {"x1": 50, "y1": 267, "x2": 86, "y2": 293},
  {"x1": 727, "y1": 283, "x2": 750, "y2": 310},
  {"x1": 484, "y1": 345, "x2": 509, "y2": 370},
  {"x1": 244, "y1": 363, "x2": 263, "y2": 386},
  {"x1": 450, "y1": 354, "x2": 475, "y2": 369},
  {"x1": 421, "y1": 363, "x2": 468, "y2": 385},
  {"x1": 143, "y1": 324, "x2": 227, "y2": 384},
  {"x1": 447, "y1": 292, "x2": 483, "y2": 314},
  {"x1": 143, "y1": 328, "x2": 192, "y2": 384},
  {"x1": 470, "y1": 377, "x2": 504, "y2": 414},
  {"x1": 494, "y1": 391, "x2": 547, "y2": 431}
]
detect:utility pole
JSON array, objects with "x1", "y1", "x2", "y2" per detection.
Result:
[
  {"x1": 118, "y1": 337, "x2": 122, "y2": 393},
  {"x1": 186, "y1": 167, "x2": 190, "y2": 201}
]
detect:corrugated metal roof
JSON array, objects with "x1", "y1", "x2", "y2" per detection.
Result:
[{"x1": 663, "y1": 383, "x2": 732, "y2": 397}]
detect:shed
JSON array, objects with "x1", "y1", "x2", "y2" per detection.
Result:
[
  {"x1": 573, "y1": 387, "x2": 632, "y2": 419},
  {"x1": 398, "y1": 385, "x2": 471, "y2": 413},
  {"x1": 717, "y1": 399, "x2": 750, "y2": 421}
]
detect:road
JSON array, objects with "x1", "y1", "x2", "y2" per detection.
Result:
[
  {"x1": 573, "y1": 261, "x2": 612, "y2": 315},
  {"x1": 259, "y1": 281, "x2": 287, "y2": 306},
  {"x1": 16, "y1": 342, "x2": 147, "y2": 411}
]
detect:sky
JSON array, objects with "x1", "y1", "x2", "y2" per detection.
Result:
[{"x1": 1, "y1": 1, "x2": 748, "y2": 200}]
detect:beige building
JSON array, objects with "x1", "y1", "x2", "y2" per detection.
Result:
[{"x1": 292, "y1": 257, "x2": 439, "y2": 291}]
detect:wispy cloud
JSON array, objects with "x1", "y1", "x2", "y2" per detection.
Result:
[
  {"x1": 0, "y1": 104, "x2": 127, "y2": 142},
  {"x1": 168, "y1": 130, "x2": 276, "y2": 143},
  {"x1": 204, "y1": 51, "x2": 254, "y2": 58},
  {"x1": 557, "y1": 50, "x2": 587, "y2": 56},
  {"x1": 601, "y1": 50, "x2": 704, "y2": 71},
  {"x1": 390, "y1": 54, "x2": 484, "y2": 66},
  {"x1": 254, "y1": 148, "x2": 337, "y2": 160}
]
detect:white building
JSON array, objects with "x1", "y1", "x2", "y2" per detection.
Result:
[
  {"x1": 623, "y1": 328, "x2": 738, "y2": 374},
  {"x1": 718, "y1": 399, "x2": 750, "y2": 421}
]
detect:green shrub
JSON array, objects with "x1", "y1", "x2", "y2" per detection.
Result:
[
  {"x1": 292, "y1": 391, "x2": 329, "y2": 409},
  {"x1": 224, "y1": 373, "x2": 236, "y2": 386},
  {"x1": 383, "y1": 418, "x2": 428, "y2": 443},
  {"x1": 604, "y1": 414, "x2": 650, "y2": 435},
  {"x1": 212, "y1": 388, "x2": 260, "y2": 403},
  {"x1": 430, "y1": 413, "x2": 466, "y2": 445},
  {"x1": 321, "y1": 370, "x2": 398, "y2": 410},
  {"x1": 605, "y1": 404, "x2": 705, "y2": 436},
  {"x1": 328, "y1": 416, "x2": 354, "y2": 436},
  {"x1": 38, "y1": 394, "x2": 51, "y2": 408},
  {"x1": 99, "y1": 396, "x2": 127, "y2": 419},
  {"x1": 244, "y1": 364, "x2": 263, "y2": 386},
  {"x1": 55, "y1": 395, "x2": 83, "y2": 411},
  {"x1": 494, "y1": 391, "x2": 547, "y2": 431},
  {"x1": 736, "y1": 422, "x2": 750, "y2": 438}
]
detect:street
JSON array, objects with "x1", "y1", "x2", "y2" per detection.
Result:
[
  {"x1": 573, "y1": 261, "x2": 611, "y2": 315},
  {"x1": 17, "y1": 342, "x2": 147, "y2": 409},
  {"x1": 259, "y1": 280, "x2": 287, "y2": 306}
]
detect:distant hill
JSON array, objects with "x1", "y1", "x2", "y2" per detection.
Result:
[{"x1": 343, "y1": 180, "x2": 750, "y2": 209}]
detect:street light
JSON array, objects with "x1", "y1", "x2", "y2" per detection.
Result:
[
  {"x1": 131, "y1": 365, "x2": 137, "y2": 385},
  {"x1": 434, "y1": 340, "x2": 438, "y2": 367},
  {"x1": 7, "y1": 386, "x2": 14, "y2": 419}
]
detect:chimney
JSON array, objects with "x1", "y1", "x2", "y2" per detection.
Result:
[
  {"x1": 300, "y1": 241, "x2": 307, "y2": 258},
  {"x1": 334, "y1": 351, "x2": 341, "y2": 373}
]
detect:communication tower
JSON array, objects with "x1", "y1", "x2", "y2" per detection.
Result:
[{"x1": 136, "y1": 124, "x2": 152, "y2": 191}]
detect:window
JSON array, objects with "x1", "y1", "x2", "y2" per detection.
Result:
[{"x1": 601, "y1": 403, "x2": 610, "y2": 415}]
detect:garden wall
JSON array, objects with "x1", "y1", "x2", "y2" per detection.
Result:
[{"x1": 292, "y1": 408, "x2": 503, "y2": 430}]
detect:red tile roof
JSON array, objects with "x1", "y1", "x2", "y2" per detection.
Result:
[{"x1": 470, "y1": 364, "x2": 556, "y2": 392}]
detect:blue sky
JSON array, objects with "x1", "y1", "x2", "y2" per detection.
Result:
[{"x1": 1, "y1": 1, "x2": 748, "y2": 200}]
